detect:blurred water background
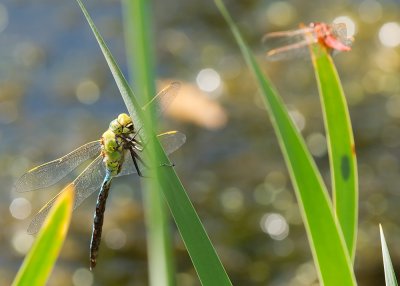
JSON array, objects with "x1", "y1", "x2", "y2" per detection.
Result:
[{"x1": 1, "y1": 0, "x2": 399, "y2": 285}]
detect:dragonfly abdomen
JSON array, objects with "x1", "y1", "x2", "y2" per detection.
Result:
[{"x1": 90, "y1": 172, "x2": 112, "y2": 270}]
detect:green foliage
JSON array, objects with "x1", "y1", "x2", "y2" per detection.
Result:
[
  {"x1": 310, "y1": 44, "x2": 358, "y2": 260},
  {"x1": 122, "y1": 0, "x2": 174, "y2": 284},
  {"x1": 380, "y1": 225, "x2": 399, "y2": 286},
  {"x1": 11, "y1": 0, "x2": 363, "y2": 284},
  {"x1": 12, "y1": 186, "x2": 74, "y2": 286},
  {"x1": 215, "y1": 0, "x2": 357, "y2": 285}
]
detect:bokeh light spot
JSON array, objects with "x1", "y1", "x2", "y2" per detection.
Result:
[
  {"x1": 72, "y1": 268, "x2": 93, "y2": 286},
  {"x1": 260, "y1": 213, "x2": 289, "y2": 240},
  {"x1": 76, "y1": 80, "x2": 100, "y2": 105},
  {"x1": 196, "y1": 68, "x2": 221, "y2": 93},
  {"x1": 12, "y1": 230, "x2": 34, "y2": 255},
  {"x1": 162, "y1": 29, "x2": 190, "y2": 55},
  {"x1": 288, "y1": 109, "x2": 306, "y2": 131},
  {"x1": 379, "y1": 22, "x2": 400, "y2": 47},
  {"x1": 294, "y1": 262, "x2": 318, "y2": 285},
  {"x1": 220, "y1": 187, "x2": 244, "y2": 213},
  {"x1": 265, "y1": 171, "x2": 287, "y2": 190},
  {"x1": 358, "y1": 0, "x2": 382, "y2": 23},
  {"x1": 105, "y1": 228, "x2": 127, "y2": 250},
  {"x1": 266, "y1": 2, "x2": 296, "y2": 27},
  {"x1": 9, "y1": 198, "x2": 32, "y2": 220},
  {"x1": 306, "y1": 133, "x2": 327, "y2": 157}
]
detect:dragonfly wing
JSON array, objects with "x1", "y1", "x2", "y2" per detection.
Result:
[
  {"x1": 136, "y1": 82, "x2": 181, "y2": 139},
  {"x1": 14, "y1": 141, "x2": 101, "y2": 193},
  {"x1": 266, "y1": 39, "x2": 312, "y2": 61},
  {"x1": 156, "y1": 131, "x2": 186, "y2": 155},
  {"x1": 27, "y1": 155, "x2": 105, "y2": 234},
  {"x1": 332, "y1": 23, "x2": 347, "y2": 40},
  {"x1": 142, "y1": 82, "x2": 180, "y2": 116},
  {"x1": 262, "y1": 26, "x2": 314, "y2": 42},
  {"x1": 117, "y1": 131, "x2": 186, "y2": 177},
  {"x1": 331, "y1": 23, "x2": 353, "y2": 47},
  {"x1": 262, "y1": 25, "x2": 317, "y2": 61}
]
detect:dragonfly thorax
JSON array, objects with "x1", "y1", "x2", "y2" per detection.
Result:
[
  {"x1": 101, "y1": 113, "x2": 137, "y2": 176},
  {"x1": 309, "y1": 22, "x2": 352, "y2": 52}
]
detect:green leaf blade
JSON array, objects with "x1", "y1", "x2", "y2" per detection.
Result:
[
  {"x1": 122, "y1": 0, "x2": 174, "y2": 285},
  {"x1": 380, "y1": 225, "x2": 399, "y2": 286},
  {"x1": 215, "y1": 1, "x2": 356, "y2": 285},
  {"x1": 12, "y1": 185, "x2": 74, "y2": 286},
  {"x1": 75, "y1": 0, "x2": 143, "y2": 128},
  {"x1": 310, "y1": 45, "x2": 358, "y2": 260}
]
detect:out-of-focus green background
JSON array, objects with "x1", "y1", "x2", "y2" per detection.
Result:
[{"x1": 1, "y1": 0, "x2": 398, "y2": 285}]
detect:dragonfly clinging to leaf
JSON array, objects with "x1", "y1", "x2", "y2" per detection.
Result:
[
  {"x1": 14, "y1": 82, "x2": 186, "y2": 270},
  {"x1": 263, "y1": 22, "x2": 353, "y2": 61}
]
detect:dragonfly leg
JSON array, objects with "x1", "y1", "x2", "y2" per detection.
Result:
[
  {"x1": 119, "y1": 135, "x2": 144, "y2": 152},
  {"x1": 120, "y1": 130, "x2": 144, "y2": 146},
  {"x1": 128, "y1": 136, "x2": 142, "y2": 146},
  {"x1": 90, "y1": 174, "x2": 112, "y2": 271},
  {"x1": 133, "y1": 144, "x2": 144, "y2": 152},
  {"x1": 129, "y1": 147, "x2": 147, "y2": 177}
]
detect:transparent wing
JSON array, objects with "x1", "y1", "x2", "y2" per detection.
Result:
[
  {"x1": 265, "y1": 40, "x2": 311, "y2": 61},
  {"x1": 157, "y1": 130, "x2": 187, "y2": 155},
  {"x1": 262, "y1": 27, "x2": 316, "y2": 61},
  {"x1": 136, "y1": 82, "x2": 181, "y2": 139},
  {"x1": 118, "y1": 131, "x2": 186, "y2": 177},
  {"x1": 332, "y1": 23, "x2": 353, "y2": 47},
  {"x1": 262, "y1": 26, "x2": 314, "y2": 41},
  {"x1": 142, "y1": 82, "x2": 180, "y2": 117},
  {"x1": 14, "y1": 141, "x2": 101, "y2": 193},
  {"x1": 332, "y1": 23, "x2": 347, "y2": 41},
  {"x1": 28, "y1": 155, "x2": 105, "y2": 234}
]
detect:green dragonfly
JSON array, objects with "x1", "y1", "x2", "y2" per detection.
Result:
[{"x1": 14, "y1": 82, "x2": 186, "y2": 269}]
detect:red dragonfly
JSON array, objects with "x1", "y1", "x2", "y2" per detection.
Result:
[{"x1": 263, "y1": 22, "x2": 353, "y2": 61}]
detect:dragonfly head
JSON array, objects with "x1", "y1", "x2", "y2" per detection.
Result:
[
  {"x1": 118, "y1": 113, "x2": 134, "y2": 135},
  {"x1": 109, "y1": 113, "x2": 134, "y2": 135}
]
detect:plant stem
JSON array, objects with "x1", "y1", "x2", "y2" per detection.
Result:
[{"x1": 122, "y1": 0, "x2": 175, "y2": 285}]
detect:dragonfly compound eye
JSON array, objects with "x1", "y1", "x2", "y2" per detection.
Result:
[
  {"x1": 109, "y1": 119, "x2": 123, "y2": 134},
  {"x1": 117, "y1": 113, "x2": 132, "y2": 125}
]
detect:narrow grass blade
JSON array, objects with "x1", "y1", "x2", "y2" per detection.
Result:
[
  {"x1": 380, "y1": 224, "x2": 399, "y2": 286},
  {"x1": 215, "y1": 1, "x2": 356, "y2": 285},
  {"x1": 310, "y1": 44, "x2": 358, "y2": 261},
  {"x1": 75, "y1": 1, "x2": 232, "y2": 285},
  {"x1": 75, "y1": 0, "x2": 142, "y2": 128},
  {"x1": 122, "y1": 0, "x2": 174, "y2": 285},
  {"x1": 12, "y1": 185, "x2": 74, "y2": 286}
]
